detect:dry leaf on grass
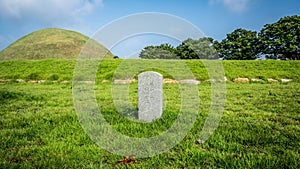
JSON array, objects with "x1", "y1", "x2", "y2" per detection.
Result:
[{"x1": 117, "y1": 154, "x2": 140, "y2": 165}]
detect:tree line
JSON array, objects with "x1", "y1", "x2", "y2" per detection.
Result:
[{"x1": 139, "y1": 15, "x2": 300, "y2": 60}]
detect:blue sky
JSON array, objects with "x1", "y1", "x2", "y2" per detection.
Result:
[{"x1": 0, "y1": 0, "x2": 299, "y2": 57}]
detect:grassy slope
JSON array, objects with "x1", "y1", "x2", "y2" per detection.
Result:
[
  {"x1": 0, "y1": 60, "x2": 299, "y2": 168},
  {"x1": 0, "y1": 28, "x2": 113, "y2": 60},
  {"x1": 0, "y1": 82, "x2": 299, "y2": 168},
  {"x1": 0, "y1": 59, "x2": 299, "y2": 81}
]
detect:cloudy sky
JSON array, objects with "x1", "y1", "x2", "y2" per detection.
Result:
[{"x1": 0, "y1": 0, "x2": 299, "y2": 57}]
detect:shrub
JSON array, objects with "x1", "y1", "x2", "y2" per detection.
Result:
[
  {"x1": 48, "y1": 74, "x2": 60, "y2": 81},
  {"x1": 26, "y1": 72, "x2": 41, "y2": 80}
]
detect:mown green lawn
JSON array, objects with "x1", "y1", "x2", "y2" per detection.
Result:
[
  {"x1": 1, "y1": 81, "x2": 299, "y2": 168},
  {"x1": 0, "y1": 59, "x2": 299, "y2": 81}
]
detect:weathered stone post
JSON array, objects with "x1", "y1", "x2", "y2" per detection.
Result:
[{"x1": 138, "y1": 71, "x2": 163, "y2": 122}]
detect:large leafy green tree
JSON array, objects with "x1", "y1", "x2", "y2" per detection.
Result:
[
  {"x1": 139, "y1": 43, "x2": 179, "y2": 59},
  {"x1": 139, "y1": 37, "x2": 217, "y2": 59},
  {"x1": 258, "y1": 15, "x2": 300, "y2": 60},
  {"x1": 176, "y1": 37, "x2": 217, "y2": 59},
  {"x1": 214, "y1": 28, "x2": 259, "y2": 60}
]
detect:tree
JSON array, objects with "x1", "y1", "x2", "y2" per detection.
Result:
[
  {"x1": 214, "y1": 28, "x2": 259, "y2": 60},
  {"x1": 139, "y1": 43, "x2": 179, "y2": 59},
  {"x1": 139, "y1": 38, "x2": 217, "y2": 59},
  {"x1": 176, "y1": 37, "x2": 218, "y2": 59},
  {"x1": 258, "y1": 15, "x2": 300, "y2": 60}
]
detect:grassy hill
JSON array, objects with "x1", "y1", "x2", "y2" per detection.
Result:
[{"x1": 0, "y1": 28, "x2": 113, "y2": 60}]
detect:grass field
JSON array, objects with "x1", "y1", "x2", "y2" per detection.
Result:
[
  {"x1": 0, "y1": 59, "x2": 299, "y2": 81},
  {"x1": 0, "y1": 59, "x2": 299, "y2": 168}
]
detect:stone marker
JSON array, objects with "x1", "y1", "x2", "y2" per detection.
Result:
[{"x1": 138, "y1": 71, "x2": 163, "y2": 122}]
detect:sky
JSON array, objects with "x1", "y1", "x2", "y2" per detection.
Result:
[{"x1": 0, "y1": 0, "x2": 299, "y2": 58}]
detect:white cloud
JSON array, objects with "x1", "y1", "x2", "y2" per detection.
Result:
[
  {"x1": 0, "y1": 0, "x2": 103, "y2": 23},
  {"x1": 209, "y1": 0, "x2": 250, "y2": 13}
]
